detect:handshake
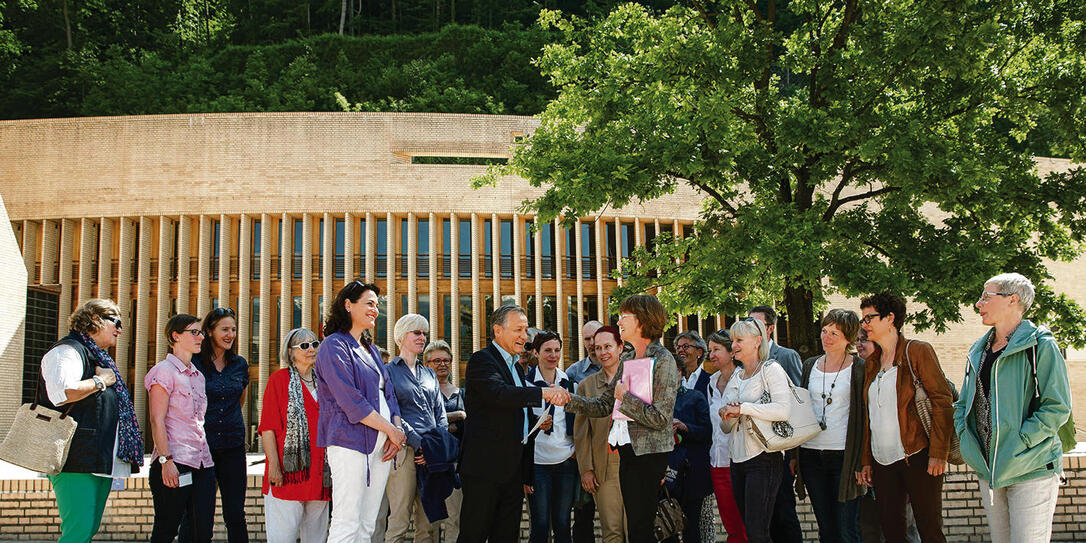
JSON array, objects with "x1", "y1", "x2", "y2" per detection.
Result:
[{"x1": 541, "y1": 385, "x2": 571, "y2": 406}]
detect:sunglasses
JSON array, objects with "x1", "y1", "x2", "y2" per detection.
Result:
[
  {"x1": 291, "y1": 341, "x2": 320, "y2": 350},
  {"x1": 210, "y1": 307, "x2": 236, "y2": 317},
  {"x1": 104, "y1": 315, "x2": 123, "y2": 330}
]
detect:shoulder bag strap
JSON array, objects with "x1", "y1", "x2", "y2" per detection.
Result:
[{"x1": 904, "y1": 340, "x2": 923, "y2": 391}]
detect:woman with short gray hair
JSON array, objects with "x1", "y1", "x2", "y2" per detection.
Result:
[
  {"x1": 385, "y1": 314, "x2": 448, "y2": 543},
  {"x1": 259, "y1": 328, "x2": 330, "y2": 543},
  {"x1": 955, "y1": 273, "x2": 1071, "y2": 543}
]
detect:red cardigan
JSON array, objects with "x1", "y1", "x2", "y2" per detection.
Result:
[{"x1": 258, "y1": 368, "x2": 330, "y2": 501}]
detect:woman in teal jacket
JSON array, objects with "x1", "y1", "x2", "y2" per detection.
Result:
[{"x1": 954, "y1": 273, "x2": 1072, "y2": 543}]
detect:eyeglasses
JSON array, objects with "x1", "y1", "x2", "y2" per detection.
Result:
[
  {"x1": 181, "y1": 329, "x2": 205, "y2": 337},
  {"x1": 860, "y1": 313, "x2": 883, "y2": 324},
  {"x1": 428, "y1": 357, "x2": 452, "y2": 365},
  {"x1": 977, "y1": 291, "x2": 1013, "y2": 304},
  {"x1": 291, "y1": 341, "x2": 320, "y2": 350},
  {"x1": 104, "y1": 315, "x2": 123, "y2": 330}
]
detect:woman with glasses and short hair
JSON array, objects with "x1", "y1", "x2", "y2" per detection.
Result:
[
  {"x1": 955, "y1": 274, "x2": 1071, "y2": 543},
  {"x1": 146, "y1": 314, "x2": 217, "y2": 543},
  {"x1": 41, "y1": 298, "x2": 143, "y2": 543},
  {"x1": 181, "y1": 307, "x2": 250, "y2": 543},
  {"x1": 385, "y1": 314, "x2": 449, "y2": 543},
  {"x1": 422, "y1": 340, "x2": 464, "y2": 542},
  {"x1": 318, "y1": 281, "x2": 405, "y2": 543},
  {"x1": 856, "y1": 292, "x2": 953, "y2": 543},
  {"x1": 259, "y1": 328, "x2": 330, "y2": 543}
]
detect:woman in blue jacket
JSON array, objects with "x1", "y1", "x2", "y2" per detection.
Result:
[{"x1": 955, "y1": 273, "x2": 1072, "y2": 543}]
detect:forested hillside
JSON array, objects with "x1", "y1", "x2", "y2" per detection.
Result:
[{"x1": 0, "y1": 0, "x2": 676, "y2": 119}]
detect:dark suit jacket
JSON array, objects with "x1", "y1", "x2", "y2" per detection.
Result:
[{"x1": 459, "y1": 342, "x2": 544, "y2": 483}]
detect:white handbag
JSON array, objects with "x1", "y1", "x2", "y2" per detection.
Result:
[{"x1": 746, "y1": 360, "x2": 822, "y2": 452}]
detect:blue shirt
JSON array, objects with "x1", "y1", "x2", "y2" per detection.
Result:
[
  {"x1": 565, "y1": 356, "x2": 602, "y2": 387},
  {"x1": 192, "y1": 352, "x2": 249, "y2": 450},
  {"x1": 315, "y1": 331, "x2": 402, "y2": 455},
  {"x1": 386, "y1": 356, "x2": 448, "y2": 450},
  {"x1": 493, "y1": 341, "x2": 529, "y2": 438}
]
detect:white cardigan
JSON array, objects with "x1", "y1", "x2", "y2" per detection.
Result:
[{"x1": 719, "y1": 360, "x2": 793, "y2": 463}]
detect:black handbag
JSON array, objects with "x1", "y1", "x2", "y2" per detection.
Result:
[{"x1": 653, "y1": 487, "x2": 686, "y2": 541}]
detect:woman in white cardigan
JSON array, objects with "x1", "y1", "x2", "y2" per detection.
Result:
[{"x1": 719, "y1": 318, "x2": 793, "y2": 543}]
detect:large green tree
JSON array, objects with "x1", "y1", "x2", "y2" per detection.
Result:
[{"x1": 479, "y1": 1, "x2": 1086, "y2": 356}]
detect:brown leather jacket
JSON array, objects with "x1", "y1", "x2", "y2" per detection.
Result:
[{"x1": 861, "y1": 333, "x2": 955, "y2": 465}]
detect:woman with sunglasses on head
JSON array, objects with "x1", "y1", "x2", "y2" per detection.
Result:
[
  {"x1": 258, "y1": 328, "x2": 330, "y2": 543},
  {"x1": 146, "y1": 314, "x2": 217, "y2": 543},
  {"x1": 385, "y1": 314, "x2": 449, "y2": 543},
  {"x1": 422, "y1": 340, "x2": 464, "y2": 542},
  {"x1": 41, "y1": 299, "x2": 143, "y2": 543},
  {"x1": 318, "y1": 281, "x2": 405, "y2": 543},
  {"x1": 180, "y1": 307, "x2": 249, "y2": 543},
  {"x1": 856, "y1": 292, "x2": 953, "y2": 543}
]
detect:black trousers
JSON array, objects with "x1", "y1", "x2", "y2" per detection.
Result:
[
  {"x1": 149, "y1": 461, "x2": 216, "y2": 543},
  {"x1": 870, "y1": 448, "x2": 946, "y2": 543},
  {"x1": 179, "y1": 445, "x2": 250, "y2": 543},
  {"x1": 572, "y1": 497, "x2": 596, "y2": 543},
  {"x1": 731, "y1": 451, "x2": 784, "y2": 543},
  {"x1": 770, "y1": 452, "x2": 804, "y2": 543},
  {"x1": 617, "y1": 445, "x2": 670, "y2": 543},
  {"x1": 457, "y1": 472, "x2": 526, "y2": 543}
]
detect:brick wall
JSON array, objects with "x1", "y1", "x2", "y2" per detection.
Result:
[{"x1": 0, "y1": 455, "x2": 1083, "y2": 542}]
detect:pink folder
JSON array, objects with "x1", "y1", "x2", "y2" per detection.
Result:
[{"x1": 612, "y1": 357, "x2": 654, "y2": 421}]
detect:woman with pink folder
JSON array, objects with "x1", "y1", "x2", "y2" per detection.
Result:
[{"x1": 564, "y1": 294, "x2": 681, "y2": 543}]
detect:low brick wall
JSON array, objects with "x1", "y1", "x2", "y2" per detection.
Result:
[{"x1": 0, "y1": 456, "x2": 1083, "y2": 541}]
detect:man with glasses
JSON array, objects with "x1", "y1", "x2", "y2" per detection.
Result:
[{"x1": 747, "y1": 305, "x2": 804, "y2": 543}]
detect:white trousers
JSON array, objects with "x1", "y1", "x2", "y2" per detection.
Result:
[
  {"x1": 263, "y1": 493, "x2": 330, "y2": 543},
  {"x1": 326, "y1": 440, "x2": 394, "y2": 543},
  {"x1": 979, "y1": 473, "x2": 1061, "y2": 543}
]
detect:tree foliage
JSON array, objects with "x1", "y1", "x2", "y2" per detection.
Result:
[{"x1": 479, "y1": 1, "x2": 1086, "y2": 355}]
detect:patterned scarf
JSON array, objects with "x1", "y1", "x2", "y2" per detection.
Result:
[
  {"x1": 73, "y1": 331, "x2": 144, "y2": 467},
  {"x1": 281, "y1": 366, "x2": 312, "y2": 484}
]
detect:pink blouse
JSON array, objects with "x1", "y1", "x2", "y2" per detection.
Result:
[{"x1": 145, "y1": 354, "x2": 215, "y2": 469}]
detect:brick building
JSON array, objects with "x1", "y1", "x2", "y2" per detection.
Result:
[{"x1": 0, "y1": 112, "x2": 1082, "y2": 443}]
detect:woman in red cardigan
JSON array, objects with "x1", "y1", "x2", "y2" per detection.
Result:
[{"x1": 260, "y1": 328, "x2": 331, "y2": 543}]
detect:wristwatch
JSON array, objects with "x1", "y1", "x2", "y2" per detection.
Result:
[
  {"x1": 158, "y1": 455, "x2": 173, "y2": 464},
  {"x1": 91, "y1": 375, "x2": 105, "y2": 391}
]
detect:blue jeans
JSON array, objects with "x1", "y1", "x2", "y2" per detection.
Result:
[
  {"x1": 730, "y1": 451, "x2": 784, "y2": 543},
  {"x1": 528, "y1": 457, "x2": 578, "y2": 543},
  {"x1": 799, "y1": 448, "x2": 861, "y2": 543}
]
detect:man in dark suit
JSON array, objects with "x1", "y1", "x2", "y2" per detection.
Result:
[
  {"x1": 748, "y1": 305, "x2": 804, "y2": 543},
  {"x1": 457, "y1": 305, "x2": 569, "y2": 543}
]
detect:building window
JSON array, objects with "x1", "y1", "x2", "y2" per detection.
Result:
[
  {"x1": 400, "y1": 218, "x2": 409, "y2": 279},
  {"x1": 317, "y1": 218, "x2": 324, "y2": 279},
  {"x1": 442, "y1": 219, "x2": 452, "y2": 279},
  {"x1": 482, "y1": 219, "x2": 493, "y2": 278},
  {"x1": 418, "y1": 295, "x2": 430, "y2": 323},
  {"x1": 212, "y1": 219, "x2": 221, "y2": 281},
  {"x1": 565, "y1": 226, "x2": 576, "y2": 280},
  {"x1": 292, "y1": 296, "x2": 302, "y2": 329},
  {"x1": 251, "y1": 219, "x2": 262, "y2": 280},
  {"x1": 524, "y1": 220, "x2": 535, "y2": 279},
  {"x1": 376, "y1": 218, "x2": 387, "y2": 278},
  {"x1": 443, "y1": 294, "x2": 453, "y2": 343},
  {"x1": 459, "y1": 295, "x2": 472, "y2": 362},
  {"x1": 293, "y1": 219, "x2": 303, "y2": 280},
  {"x1": 250, "y1": 296, "x2": 260, "y2": 356},
  {"x1": 458, "y1": 219, "x2": 471, "y2": 278},
  {"x1": 375, "y1": 295, "x2": 388, "y2": 346},
  {"x1": 500, "y1": 219, "x2": 513, "y2": 279},
  {"x1": 581, "y1": 222, "x2": 596, "y2": 279},
  {"x1": 418, "y1": 218, "x2": 430, "y2": 279},
  {"x1": 334, "y1": 218, "x2": 345, "y2": 279},
  {"x1": 358, "y1": 217, "x2": 367, "y2": 279}
]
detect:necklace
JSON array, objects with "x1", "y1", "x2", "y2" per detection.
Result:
[
  {"x1": 818, "y1": 355, "x2": 846, "y2": 430},
  {"x1": 299, "y1": 373, "x2": 316, "y2": 385}
]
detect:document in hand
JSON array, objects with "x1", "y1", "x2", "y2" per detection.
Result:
[{"x1": 612, "y1": 357, "x2": 654, "y2": 421}]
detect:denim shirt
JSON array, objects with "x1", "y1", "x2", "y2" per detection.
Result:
[
  {"x1": 316, "y1": 331, "x2": 402, "y2": 455},
  {"x1": 192, "y1": 352, "x2": 249, "y2": 450},
  {"x1": 386, "y1": 356, "x2": 448, "y2": 450}
]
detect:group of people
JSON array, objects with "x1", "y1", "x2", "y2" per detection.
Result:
[{"x1": 38, "y1": 272, "x2": 1073, "y2": 543}]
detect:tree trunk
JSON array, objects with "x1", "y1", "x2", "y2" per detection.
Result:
[
  {"x1": 339, "y1": 0, "x2": 347, "y2": 34},
  {"x1": 62, "y1": 0, "x2": 72, "y2": 50},
  {"x1": 782, "y1": 284, "x2": 820, "y2": 360}
]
